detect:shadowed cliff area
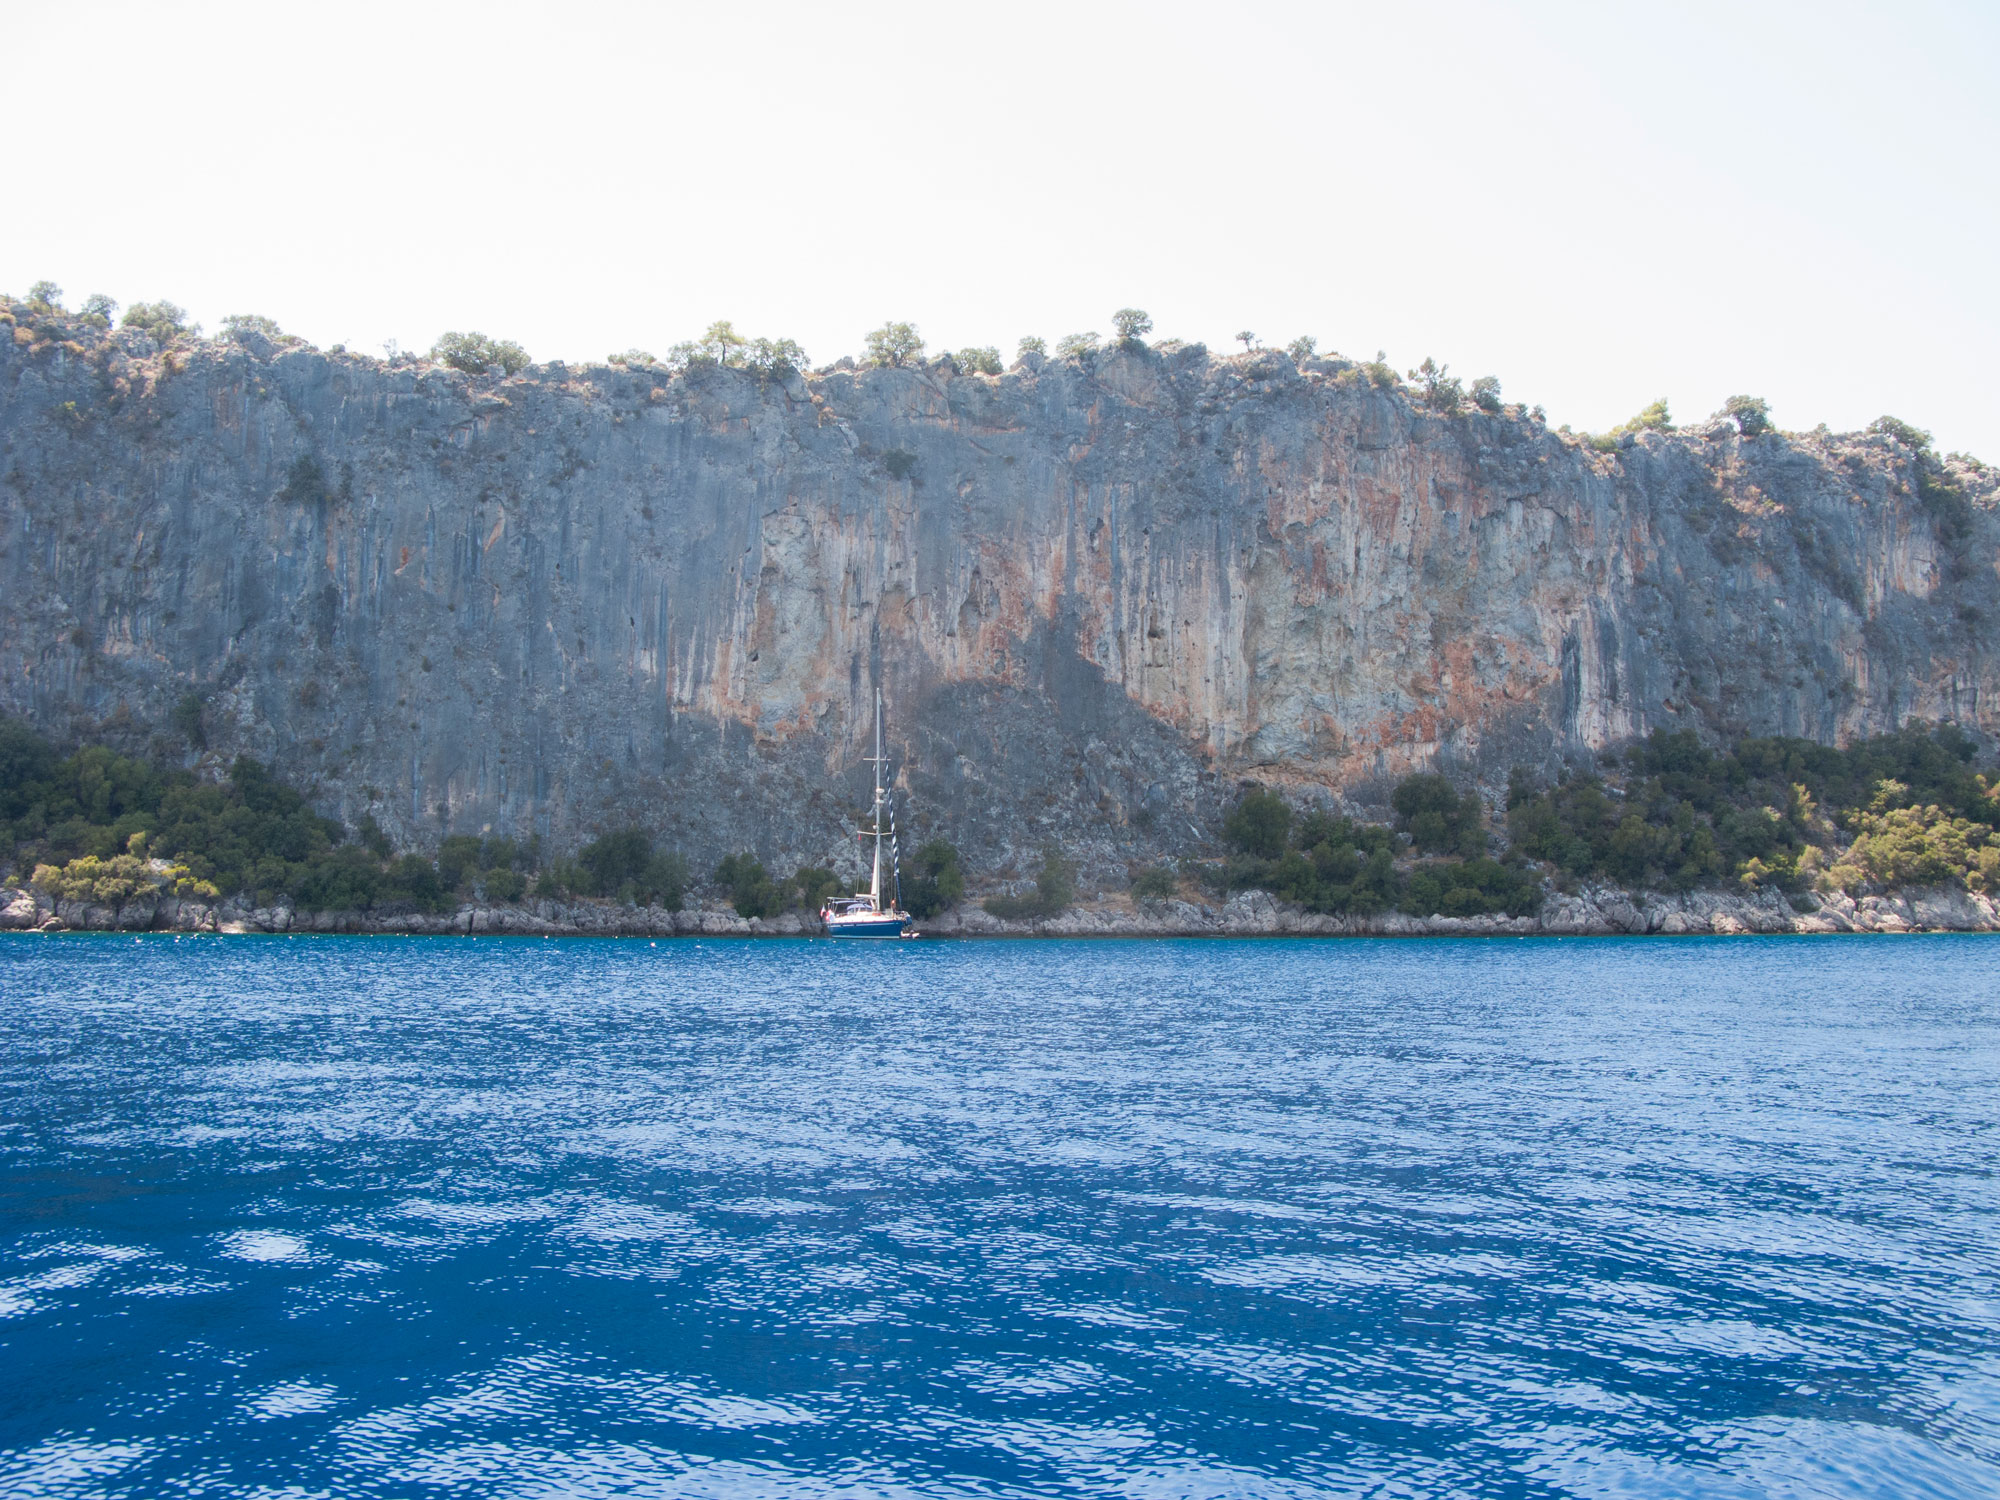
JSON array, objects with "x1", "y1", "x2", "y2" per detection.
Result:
[{"x1": 1, "y1": 303, "x2": 1994, "y2": 883}]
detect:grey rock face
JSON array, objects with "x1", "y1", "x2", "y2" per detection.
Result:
[{"x1": 1, "y1": 334, "x2": 1993, "y2": 881}]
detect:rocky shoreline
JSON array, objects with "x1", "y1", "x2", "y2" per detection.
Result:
[{"x1": 3, "y1": 881, "x2": 1995, "y2": 939}]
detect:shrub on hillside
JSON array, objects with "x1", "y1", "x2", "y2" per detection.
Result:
[
  {"x1": 1391, "y1": 774, "x2": 1484, "y2": 856},
  {"x1": 1721, "y1": 395, "x2": 1771, "y2": 436},
  {"x1": 1917, "y1": 459, "x2": 1974, "y2": 546},
  {"x1": 663, "y1": 323, "x2": 806, "y2": 380},
  {"x1": 1111, "y1": 308, "x2": 1152, "y2": 348},
  {"x1": 902, "y1": 839, "x2": 965, "y2": 918},
  {"x1": 1822, "y1": 782, "x2": 2000, "y2": 894},
  {"x1": 1504, "y1": 724, "x2": 1999, "y2": 893},
  {"x1": 745, "y1": 337, "x2": 807, "y2": 378},
  {"x1": 32, "y1": 833, "x2": 217, "y2": 905},
  {"x1": 121, "y1": 300, "x2": 198, "y2": 343},
  {"x1": 984, "y1": 847, "x2": 1074, "y2": 920},
  {"x1": 222, "y1": 313, "x2": 289, "y2": 345},
  {"x1": 715, "y1": 852, "x2": 780, "y2": 918},
  {"x1": 1868, "y1": 415, "x2": 1930, "y2": 449},
  {"x1": 864, "y1": 321, "x2": 924, "y2": 368},
  {"x1": 1224, "y1": 788, "x2": 1291, "y2": 859},
  {"x1": 1411, "y1": 358, "x2": 1463, "y2": 412},
  {"x1": 572, "y1": 830, "x2": 687, "y2": 907},
  {"x1": 0, "y1": 720, "x2": 477, "y2": 915},
  {"x1": 431, "y1": 330, "x2": 530, "y2": 376},
  {"x1": 1399, "y1": 857, "x2": 1540, "y2": 918},
  {"x1": 789, "y1": 865, "x2": 842, "y2": 911}
]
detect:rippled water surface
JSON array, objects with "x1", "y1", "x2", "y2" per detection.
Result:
[{"x1": 2, "y1": 934, "x2": 1997, "y2": 1498}]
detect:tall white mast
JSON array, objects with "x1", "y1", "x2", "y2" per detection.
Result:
[{"x1": 869, "y1": 688, "x2": 884, "y2": 908}]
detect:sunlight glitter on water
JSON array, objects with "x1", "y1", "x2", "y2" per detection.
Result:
[{"x1": 1, "y1": 933, "x2": 1997, "y2": 1498}]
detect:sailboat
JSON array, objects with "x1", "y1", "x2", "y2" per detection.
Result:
[{"x1": 820, "y1": 689, "x2": 913, "y2": 937}]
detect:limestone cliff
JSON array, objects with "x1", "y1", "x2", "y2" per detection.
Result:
[{"x1": 2, "y1": 326, "x2": 1994, "y2": 880}]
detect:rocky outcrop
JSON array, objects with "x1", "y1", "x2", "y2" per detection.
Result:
[
  {"x1": 5, "y1": 881, "x2": 1993, "y2": 939},
  {"x1": 922, "y1": 884, "x2": 1999, "y2": 937},
  {"x1": 2, "y1": 330, "x2": 1994, "y2": 884}
]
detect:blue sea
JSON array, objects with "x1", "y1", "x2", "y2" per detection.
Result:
[{"x1": 2, "y1": 934, "x2": 1996, "y2": 1499}]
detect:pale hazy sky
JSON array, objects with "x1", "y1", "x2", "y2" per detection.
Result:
[{"x1": 10, "y1": 1, "x2": 1997, "y2": 455}]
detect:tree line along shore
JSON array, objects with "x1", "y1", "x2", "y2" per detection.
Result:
[{"x1": 3, "y1": 717, "x2": 1996, "y2": 937}]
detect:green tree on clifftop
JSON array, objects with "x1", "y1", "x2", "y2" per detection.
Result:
[
  {"x1": 864, "y1": 322, "x2": 924, "y2": 368},
  {"x1": 431, "y1": 330, "x2": 530, "y2": 376},
  {"x1": 1112, "y1": 308, "x2": 1152, "y2": 347},
  {"x1": 122, "y1": 301, "x2": 198, "y2": 343}
]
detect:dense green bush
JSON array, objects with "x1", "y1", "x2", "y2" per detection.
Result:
[
  {"x1": 746, "y1": 337, "x2": 806, "y2": 378},
  {"x1": 1208, "y1": 784, "x2": 1533, "y2": 917},
  {"x1": 32, "y1": 835, "x2": 216, "y2": 904},
  {"x1": 671, "y1": 320, "x2": 745, "y2": 369},
  {"x1": 984, "y1": 848, "x2": 1073, "y2": 920},
  {"x1": 1055, "y1": 332, "x2": 1099, "y2": 359},
  {"x1": 1721, "y1": 394, "x2": 1771, "y2": 436},
  {"x1": 221, "y1": 313, "x2": 288, "y2": 344},
  {"x1": 1400, "y1": 857, "x2": 1541, "y2": 918},
  {"x1": 278, "y1": 454, "x2": 330, "y2": 506},
  {"x1": 1112, "y1": 308, "x2": 1152, "y2": 346},
  {"x1": 576, "y1": 829, "x2": 686, "y2": 907},
  {"x1": 1823, "y1": 785, "x2": 1999, "y2": 893},
  {"x1": 791, "y1": 865, "x2": 842, "y2": 911},
  {"x1": 1917, "y1": 459, "x2": 1974, "y2": 546},
  {"x1": 1621, "y1": 398, "x2": 1673, "y2": 434},
  {"x1": 864, "y1": 322, "x2": 924, "y2": 368},
  {"x1": 431, "y1": 330, "x2": 530, "y2": 376},
  {"x1": 0, "y1": 721, "x2": 452, "y2": 911},
  {"x1": 902, "y1": 839, "x2": 964, "y2": 918},
  {"x1": 1591, "y1": 398, "x2": 1673, "y2": 449},
  {"x1": 1506, "y1": 724, "x2": 1998, "y2": 893},
  {"x1": 581, "y1": 829, "x2": 651, "y2": 891},
  {"x1": 1391, "y1": 774, "x2": 1484, "y2": 856},
  {"x1": 1868, "y1": 415, "x2": 1930, "y2": 448},
  {"x1": 714, "y1": 852, "x2": 780, "y2": 918},
  {"x1": 437, "y1": 835, "x2": 486, "y2": 891},
  {"x1": 1411, "y1": 358, "x2": 1463, "y2": 412},
  {"x1": 1471, "y1": 375, "x2": 1503, "y2": 412},
  {"x1": 1286, "y1": 336, "x2": 1318, "y2": 363},
  {"x1": 953, "y1": 346, "x2": 1004, "y2": 375},
  {"x1": 121, "y1": 300, "x2": 198, "y2": 343},
  {"x1": 1217, "y1": 807, "x2": 1405, "y2": 915},
  {"x1": 1224, "y1": 788, "x2": 1291, "y2": 858},
  {"x1": 664, "y1": 322, "x2": 806, "y2": 380},
  {"x1": 172, "y1": 693, "x2": 207, "y2": 748},
  {"x1": 1016, "y1": 336, "x2": 1046, "y2": 359},
  {"x1": 1131, "y1": 864, "x2": 1178, "y2": 902}
]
